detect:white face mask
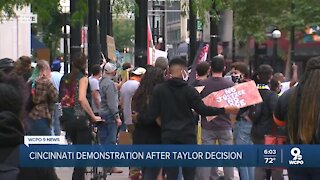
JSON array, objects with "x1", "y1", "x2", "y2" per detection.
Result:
[{"x1": 181, "y1": 70, "x2": 189, "y2": 81}]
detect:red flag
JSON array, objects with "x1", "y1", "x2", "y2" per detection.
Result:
[{"x1": 147, "y1": 18, "x2": 153, "y2": 65}]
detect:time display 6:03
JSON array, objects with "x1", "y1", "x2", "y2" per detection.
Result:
[{"x1": 263, "y1": 149, "x2": 277, "y2": 155}]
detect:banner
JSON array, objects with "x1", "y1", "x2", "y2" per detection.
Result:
[{"x1": 20, "y1": 145, "x2": 320, "y2": 167}]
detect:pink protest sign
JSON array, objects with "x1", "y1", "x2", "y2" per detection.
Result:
[{"x1": 202, "y1": 81, "x2": 263, "y2": 121}]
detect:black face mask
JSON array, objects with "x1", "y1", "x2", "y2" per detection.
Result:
[{"x1": 231, "y1": 75, "x2": 241, "y2": 83}]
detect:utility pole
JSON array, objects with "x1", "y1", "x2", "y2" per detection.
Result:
[
  {"x1": 189, "y1": 0, "x2": 197, "y2": 66},
  {"x1": 210, "y1": 1, "x2": 218, "y2": 59},
  {"x1": 88, "y1": 0, "x2": 100, "y2": 74},
  {"x1": 70, "y1": 0, "x2": 82, "y2": 65},
  {"x1": 290, "y1": 2, "x2": 295, "y2": 62},
  {"x1": 106, "y1": 0, "x2": 112, "y2": 36},
  {"x1": 134, "y1": 0, "x2": 148, "y2": 67},
  {"x1": 100, "y1": 0, "x2": 107, "y2": 58}
]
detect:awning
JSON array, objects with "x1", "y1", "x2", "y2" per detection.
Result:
[{"x1": 31, "y1": 35, "x2": 46, "y2": 52}]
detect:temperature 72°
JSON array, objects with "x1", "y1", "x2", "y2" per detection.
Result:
[{"x1": 265, "y1": 157, "x2": 276, "y2": 164}]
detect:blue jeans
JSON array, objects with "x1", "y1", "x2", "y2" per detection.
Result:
[
  {"x1": 98, "y1": 114, "x2": 117, "y2": 145},
  {"x1": 233, "y1": 119, "x2": 254, "y2": 180},
  {"x1": 28, "y1": 118, "x2": 51, "y2": 135},
  {"x1": 51, "y1": 103, "x2": 61, "y2": 136}
]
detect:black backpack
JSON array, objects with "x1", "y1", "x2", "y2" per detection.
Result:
[{"x1": 248, "y1": 103, "x2": 263, "y2": 121}]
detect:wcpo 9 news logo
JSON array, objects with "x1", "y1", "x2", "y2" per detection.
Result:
[{"x1": 289, "y1": 147, "x2": 304, "y2": 165}]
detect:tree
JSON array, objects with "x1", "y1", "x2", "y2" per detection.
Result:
[{"x1": 112, "y1": 18, "x2": 134, "y2": 51}]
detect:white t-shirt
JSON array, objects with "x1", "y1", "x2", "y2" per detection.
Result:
[
  {"x1": 89, "y1": 76, "x2": 101, "y2": 113},
  {"x1": 120, "y1": 80, "x2": 140, "y2": 125},
  {"x1": 51, "y1": 71, "x2": 63, "y2": 91}
]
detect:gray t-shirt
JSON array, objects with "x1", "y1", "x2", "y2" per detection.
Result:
[
  {"x1": 99, "y1": 76, "x2": 119, "y2": 117},
  {"x1": 89, "y1": 76, "x2": 101, "y2": 113},
  {"x1": 120, "y1": 80, "x2": 140, "y2": 125}
]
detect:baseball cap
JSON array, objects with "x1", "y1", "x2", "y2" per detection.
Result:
[
  {"x1": 0, "y1": 58, "x2": 14, "y2": 70},
  {"x1": 104, "y1": 62, "x2": 117, "y2": 73},
  {"x1": 131, "y1": 67, "x2": 146, "y2": 76},
  {"x1": 51, "y1": 59, "x2": 61, "y2": 71}
]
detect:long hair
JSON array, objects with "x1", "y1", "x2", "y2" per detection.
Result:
[
  {"x1": 28, "y1": 60, "x2": 48, "y2": 82},
  {"x1": 69, "y1": 52, "x2": 87, "y2": 81},
  {"x1": 14, "y1": 56, "x2": 32, "y2": 76},
  {"x1": 132, "y1": 67, "x2": 164, "y2": 111},
  {"x1": 287, "y1": 56, "x2": 320, "y2": 144}
]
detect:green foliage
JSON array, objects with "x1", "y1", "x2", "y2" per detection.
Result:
[
  {"x1": 112, "y1": 0, "x2": 135, "y2": 16},
  {"x1": 112, "y1": 18, "x2": 134, "y2": 51}
]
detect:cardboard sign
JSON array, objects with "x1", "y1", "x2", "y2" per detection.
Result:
[
  {"x1": 202, "y1": 81, "x2": 263, "y2": 121},
  {"x1": 107, "y1": 35, "x2": 116, "y2": 62}
]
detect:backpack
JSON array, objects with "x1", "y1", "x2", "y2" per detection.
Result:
[
  {"x1": 59, "y1": 73, "x2": 86, "y2": 127},
  {"x1": 248, "y1": 103, "x2": 263, "y2": 121}
]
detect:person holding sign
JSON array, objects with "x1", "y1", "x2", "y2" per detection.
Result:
[
  {"x1": 148, "y1": 57, "x2": 239, "y2": 180},
  {"x1": 230, "y1": 62, "x2": 254, "y2": 180},
  {"x1": 196, "y1": 56, "x2": 236, "y2": 180}
]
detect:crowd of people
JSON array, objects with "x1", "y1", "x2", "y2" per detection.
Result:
[{"x1": 0, "y1": 53, "x2": 320, "y2": 180}]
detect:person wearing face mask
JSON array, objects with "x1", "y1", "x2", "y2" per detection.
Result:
[
  {"x1": 230, "y1": 62, "x2": 255, "y2": 180},
  {"x1": 148, "y1": 57, "x2": 240, "y2": 180}
]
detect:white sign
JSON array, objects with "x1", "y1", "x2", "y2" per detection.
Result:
[
  {"x1": 18, "y1": 14, "x2": 37, "y2": 23},
  {"x1": 0, "y1": 14, "x2": 37, "y2": 23},
  {"x1": 24, "y1": 136, "x2": 66, "y2": 147}
]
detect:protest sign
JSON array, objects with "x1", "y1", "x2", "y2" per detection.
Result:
[{"x1": 202, "y1": 81, "x2": 263, "y2": 121}]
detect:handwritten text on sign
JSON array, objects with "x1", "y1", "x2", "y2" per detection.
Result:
[{"x1": 202, "y1": 81, "x2": 263, "y2": 108}]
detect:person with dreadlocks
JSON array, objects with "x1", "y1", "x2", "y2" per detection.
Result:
[{"x1": 274, "y1": 56, "x2": 320, "y2": 179}]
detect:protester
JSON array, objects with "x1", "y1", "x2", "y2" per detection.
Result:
[
  {"x1": 120, "y1": 67, "x2": 146, "y2": 135},
  {"x1": 120, "y1": 67, "x2": 146, "y2": 179},
  {"x1": 120, "y1": 62, "x2": 132, "y2": 83},
  {"x1": 89, "y1": 64, "x2": 102, "y2": 115},
  {"x1": 50, "y1": 59, "x2": 63, "y2": 136},
  {"x1": 251, "y1": 64, "x2": 283, "y2": 180},
  {"x1": 274, "y1": 56, "x2": 320, "y2": 179},
  {"x1": 0, "y1": 57, "x2": 15, "y2": 73},
  {"x1": 99, "y1": 62, "x2": 123, "y2": 174},
  {"x1": 155, "y1": 56, "x2": 169, "y2": 71},
  {"x1": 132, "y1": 66, "x2": 164, "y2": 180},
  {"x1": 273, "y1": 63, "x2": 298, "y2": 95},
  {"x1": 148, "y1": 57, "x2": 239, "y2": 180},
  {"x1": 155, "y1": 56, "x2": 170, "y2": 80},
  {"x1": 27, "y1": 60, "x2": 58, "y2": 135},
  {"x1": 196, "y1": 56, "x2": 236, "y2": 180},
  {"x1": 230, "y1": 62, "x2": 254, "y2": 180},
  {"x1": 270, "y1": 78, "x2": 282, "y2": 95},
  {"x1": 14, "y1": 56, "x2": 33, "y2": 81},
  {"x1": 59, "y1": 52, "x2": 102, "y2": 180},
  {"x1": 0, "y1": 72, "x2": 59, "y2": 180},
  {"x1": 192, "y1": 61, "x2": 210, "y2": 87}
]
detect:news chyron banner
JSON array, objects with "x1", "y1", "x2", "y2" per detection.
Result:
[{"x1": 20, "y1": 141, "x2": 320, "y2": 167}]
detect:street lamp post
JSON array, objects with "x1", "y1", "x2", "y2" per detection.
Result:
[
  {"x1": 272, "y1": 29, "x2": 281, "y2": 71},
  {"x1": 60, "y1": 0, "x2": 70, "y2": 74}
]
